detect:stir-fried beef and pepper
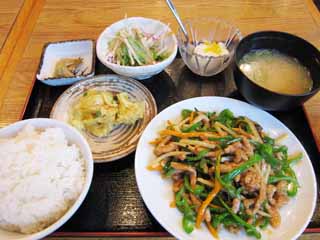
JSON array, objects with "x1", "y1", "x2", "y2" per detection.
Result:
[{"x1": 148, "y1": 109, "x2": 302, "y2": 239}]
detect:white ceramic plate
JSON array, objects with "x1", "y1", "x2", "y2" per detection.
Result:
[{"x1": 135, "y1": 97, "x2": 317, "y2": 240}]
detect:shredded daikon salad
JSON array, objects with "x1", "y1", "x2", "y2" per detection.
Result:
[{"x1": 106, "y1": 26, "x2": 173, "y2": 66}]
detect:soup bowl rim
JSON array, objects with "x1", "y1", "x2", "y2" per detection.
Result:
[{"x1": 235, "y1": 30, "x2": 320, "y2": 98}]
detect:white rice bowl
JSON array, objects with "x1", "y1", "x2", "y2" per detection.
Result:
[{"x1": 0, "y1": 118, "x2": 93, "y2": 240}]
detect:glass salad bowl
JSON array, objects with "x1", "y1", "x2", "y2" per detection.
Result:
[{"x1": 178, "y1": 17, "x2": 242, "y2": 76}]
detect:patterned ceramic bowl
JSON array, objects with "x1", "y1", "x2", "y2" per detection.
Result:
[{"x1": 50, "y1": 74, "x2": 157, "y2": 163}]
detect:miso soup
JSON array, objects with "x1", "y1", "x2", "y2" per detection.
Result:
[{"x1": 239, "y1": 49, "x2": 313, "y2": 95}]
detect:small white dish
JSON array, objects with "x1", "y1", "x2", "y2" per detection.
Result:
[
  {"x1": 0, "y1": 118, "x2": 94, "y2": 240},
  {"x1": 36, "y1": 40, "x2": 95, "y2": 86},
  {"x1": 96, "y1": 17, "x2": 177, "y2": 80},
  {"x1": 135, "y1": 96, "x2": 317, "y2": 240}
]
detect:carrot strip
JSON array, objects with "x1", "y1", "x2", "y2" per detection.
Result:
[
  {"x1": 170, "y1": 200, "x2": 176, "y2": 208},
  {"x1": 149, "y1": 138, "x2": 163, "y2": 145},
  {"x1": 195, "y1": 179, "x2": 221, "y2": 228},
  {"x1": 195, "y1": 151, "x2": 222, "y2": 228},
  {"x1": 206, "y1": 221, "x2": 219, "y2": 239},
  {"x1": 232, "y1": 127, "x2": 253, "y2": 138},
  {"x1": 146, "y1": 165, "x2": 162, "y2": 171}
]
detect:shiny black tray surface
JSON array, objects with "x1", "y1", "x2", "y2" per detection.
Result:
[{"x1": 23, "y1": 58, "x2": 320, "y2": 232}]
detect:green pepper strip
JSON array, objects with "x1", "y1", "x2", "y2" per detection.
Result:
[
  {"x1": 182, "y1": 122, "x2": 202, "y2": 133},
  {"x1": 256, "y1": 143, "x2": 279, "y2": 167},
  {"x1": 186, "y1": 149, "x2": 209, "y2": 161},
  {"x1": 222, "y1": 216, "x2": 240, "y2": 227},
  {"x1": 222, "y1": 154, "x2": 263, "y2": 182},
  {"x1": 208, "y1": 136, "x2": 234, "y2": 142},
  {"x1": 182, "y1": 215, "x2": 195, "y2": 234},
  {"x1": 216, "y1": 154, "x2": 262, "y2": 198},
  {"x1": 163, "y1": 161, "x2": 174, "y2": 177},
  {"x1": 259, "y1": 217, "x2": 270, "y2": 230},
  {"x1": 176, "y1": 187, "x2": 196, "y2": 233},
  {"x1": 212, "y1": 213, "x2": 229, "y2": 228},
  {"x1": 219, "y1": 197, "x2": 261, "y2": 239},
  {"x1": 176, "y1": 187, "x2": 194, "y2": 216},
  {"x1": 193, "y1": 184, "x2": 205, "y2": 196},
  {"x1": 273, "y1": 145, "x2": 288, "y2": 154},
  {"x1": 206, "y1": 111, "x2": 215, "y2": 119},
  {"x1": 263, "y1": 136, "x2": 275, "y2": 145},
  {"x1": 182, "y1": 109, "x2": 192, "y2": 119},
  {"x1": 208, "y1": 136, "x2": 242, "y2": 148},
  {"x1": 285, "y1": 167, "x2": 299, "y2": 197},
  {"x1": 212, "y1": 154, "x2": 237, "y2": 198},
  {"x1": 175, "y1": 186, "x2": 185, "y2": 207},
  {"x1": 165, "y1": 168, "x2": 175, "y2": 177},
  {"x1": 225, "y1": 137, "x2": 242, "y2": 145},
  {"x1": 215, "y1": 154, "x2": 237, "y2": 198},
  {"x1": 235, "y1": 187, "x2": 244, "y2": 196},
  {"x1": 209, "y1": 206, "x2": 226, "y2": 214},
  {"x1": 268, "y1": 175, "x2": 298, "y2": 184},
  {"x1": 249, "y1": 139, "x2": 260, "y2": 145},
  {"x1": 184, "y1": 175, "x2": 194, "y2": 192}
]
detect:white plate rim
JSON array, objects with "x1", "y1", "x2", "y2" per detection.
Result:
[{"x1": 135, "y1": 96, "x2": 317, "y2": 240}]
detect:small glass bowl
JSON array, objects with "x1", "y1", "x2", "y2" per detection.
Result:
[{"x1": 178, "y1": 17, "x2": 242, "y2": 76}]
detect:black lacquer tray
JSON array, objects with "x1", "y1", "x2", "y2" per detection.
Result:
[{"x1": 23, "y1": 57, "x2": 320, "y2": 237}]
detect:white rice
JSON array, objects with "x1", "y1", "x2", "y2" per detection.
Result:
[{"x1": 0, "y1": 124, "x2": 85, "y2": 234}]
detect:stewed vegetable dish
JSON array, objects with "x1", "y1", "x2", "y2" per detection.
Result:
[{"x1": 69, "y1": 90, "x2": 145, "y2": 137}]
